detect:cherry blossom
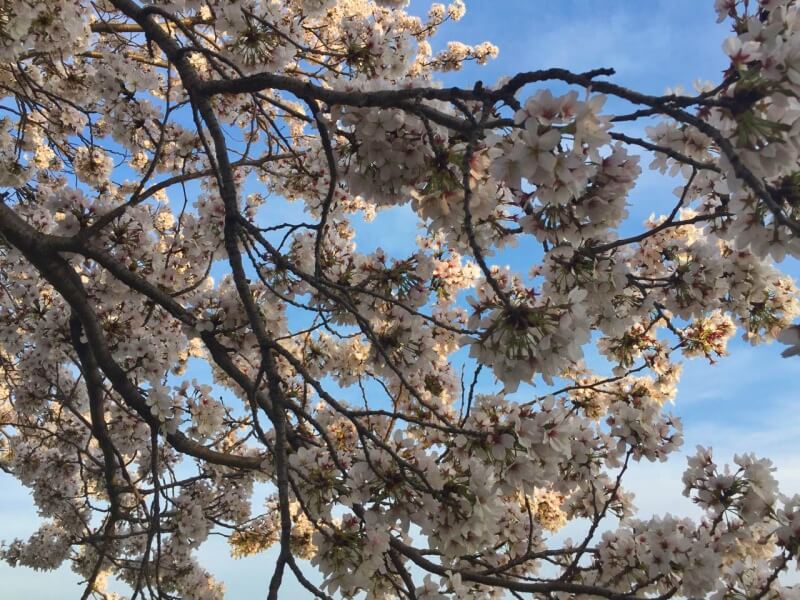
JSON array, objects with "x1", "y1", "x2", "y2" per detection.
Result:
[{"x1": 0, "y1": 0, "x2": 798, "y2": 598}]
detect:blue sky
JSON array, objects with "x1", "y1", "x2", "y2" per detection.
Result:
[{"x1": 2, "y1": 1, "x2": 800, "y2": 597}]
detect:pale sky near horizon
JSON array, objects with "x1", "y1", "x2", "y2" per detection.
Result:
[{"x1": 2, "y1": 1, "x2": 800, "y2": 598}]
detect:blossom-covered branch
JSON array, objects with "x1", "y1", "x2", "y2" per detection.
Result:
[{"x1": 0, "y1": 0, "x2": 799, "y2": 598}]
